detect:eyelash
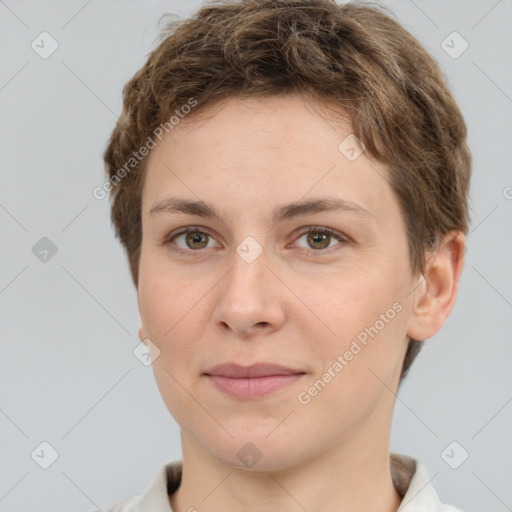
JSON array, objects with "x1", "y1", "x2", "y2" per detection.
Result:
[{"x1": 162, "y1": 225, "x2": 349, "y2": 257}]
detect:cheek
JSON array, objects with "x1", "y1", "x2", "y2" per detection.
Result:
[
  {"x1": 315, "y1": 272, "x2": 396, "y2": 333},
  {"x1": 138, "y1": 263, "x2": 206, "y2": 368},
  {"x1": 308, "y1": 265, "x2": 407, "y2": 376},
  {"x1": 138, "y1": 276, "x2": 171, "y2": 339},
  {"x1": 299, "y1": 310, "x2": 406, "y2": 428},
  {"x1": 138, "y1": 271, "x2": 202, "y2": 421},
  {"x1": 138, "y1": 257, "x2": 191, "y2": 339}
]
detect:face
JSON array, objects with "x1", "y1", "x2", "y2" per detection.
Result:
[{"x1": 137, "y1": 93, "x2": 419, "y2": 471}]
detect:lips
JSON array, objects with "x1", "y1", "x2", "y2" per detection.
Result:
[
  {"x1": 204, "y1": 363, "x2": 306, "y2": 399},
  {"x1": 204, "y1": 363, "x2": 305, "y2": 378}
]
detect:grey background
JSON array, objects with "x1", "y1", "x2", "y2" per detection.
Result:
[{"x1": 1, "y1": 0, "x2": 511, "y2": 511}]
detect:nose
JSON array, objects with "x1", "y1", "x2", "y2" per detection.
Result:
[{"x1": 211, "y1": 243, "x2": 286, "y2": 339}]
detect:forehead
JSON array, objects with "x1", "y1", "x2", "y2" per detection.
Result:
[{"x1": 141, "y1": 94, "x2": 398, "y2": 229}]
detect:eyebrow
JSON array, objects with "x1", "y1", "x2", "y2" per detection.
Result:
[{"x1": 149, "y1": 196, "x2": 374, "y2": 225}]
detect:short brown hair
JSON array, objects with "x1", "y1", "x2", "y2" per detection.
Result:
[{"x1": 103, "y1": 0, "x2": 471, "y2": 382}]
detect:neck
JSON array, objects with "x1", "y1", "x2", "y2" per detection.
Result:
[{"x1": 169, "y1": 426, "x2": 402, "y2": 512}]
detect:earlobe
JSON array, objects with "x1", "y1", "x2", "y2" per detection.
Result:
[{"x1": 406, "y1": 231, "x2": 466, "y2": 341}]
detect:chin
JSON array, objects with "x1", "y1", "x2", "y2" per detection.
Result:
[{"x1": 209, "y1": 437, "x2": 305, "y2": 473}]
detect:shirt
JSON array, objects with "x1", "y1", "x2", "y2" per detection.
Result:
[{"x1": 96, "y1": 452, "x2": 463, "y2": 512}]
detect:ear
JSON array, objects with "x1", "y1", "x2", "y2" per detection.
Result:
[{"x1": 406, "y1": 231, "x2": 466, "y2": 341}]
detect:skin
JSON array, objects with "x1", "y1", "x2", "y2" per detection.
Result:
[{"x1": 137, "y1": 93, "x2": 466, "y2": 512}]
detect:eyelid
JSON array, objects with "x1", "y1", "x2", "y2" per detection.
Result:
[
  {"x1": 163, "y1": 225, "x2": 216, "y2": 242},
  {"x1": 290, "y1": 226, "x2": 349, "y2": 253},
  {"x1": 162, "y1": 225, "x2": 221, "y2": 253}
]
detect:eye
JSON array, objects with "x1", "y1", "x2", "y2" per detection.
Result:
[
  {"x1": 163, "y1": 226, "x2": 219, "y2": 255},
  {"x1": 292, "y1": 227, "x2": 348, "y2": 255},
  {"x1": 163, "y1": 225, "x2": 348, "y2": 257}
]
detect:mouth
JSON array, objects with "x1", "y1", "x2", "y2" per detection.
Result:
[{"x1": 203, "y1": 363, "x2": 306, "y2": 399}]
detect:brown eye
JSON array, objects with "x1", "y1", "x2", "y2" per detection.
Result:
[
  {"x1": 164, "y1": 226, "x2": 219, "y2": 255},
  {"x1": 184, "y1": 231, "x2": 209, "y2": 250},
  {"x1": 294, "y1": 227, "x2": 348, "y2": 255},
  {"x1": 306, "y1": 230, "x2": 331, "y2": 250}
]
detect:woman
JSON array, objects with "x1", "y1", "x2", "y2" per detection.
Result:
[{"x1": 99, "y1": 1, "x2": 471, "y2": 510}]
